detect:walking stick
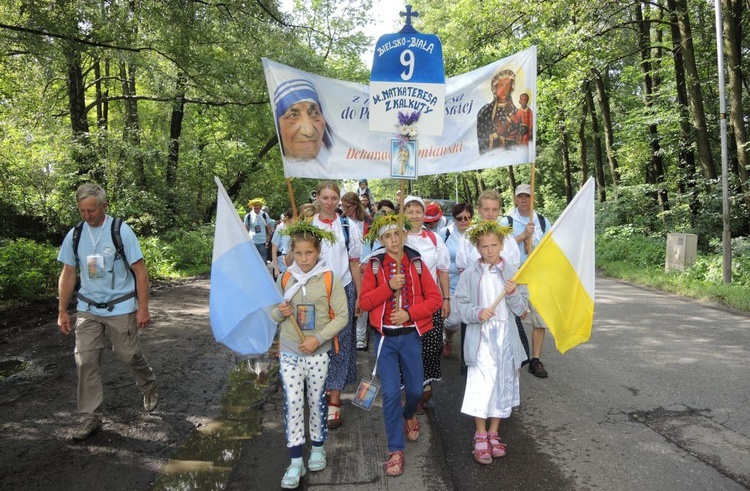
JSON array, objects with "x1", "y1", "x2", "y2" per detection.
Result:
[
  {"x1": 524, "y1": 163, "x2": 536, "y2": 255},
  {"x1": 394, "y1": 179, "x2": 407, "y2": 311}
]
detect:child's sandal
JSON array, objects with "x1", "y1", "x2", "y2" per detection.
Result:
[
  {"x1": 384, "y1": 450, "x2": 404, "y2": 476},
  {"x1": 404, "y1": 416, "x2": 420, "y2": 442},
  {"x1": 280, "y1": 461, "x2": 306, "y2": 489},
  {"x1": 488, "y1": 433, "x2": 507, "y2": 458},
  {"x1": 473, "y1": 435, "x2": 492, "y2": 465},
  {"x1": 327, "y1": 403, "x2": 342, "y2": 429},
  {"x1": 308, "y1": 446, "x2": 327, "y2": 472}
]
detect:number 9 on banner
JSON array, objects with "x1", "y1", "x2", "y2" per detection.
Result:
[{"x1": 400, "y1": 50, "x2": 414, "y2": 81}]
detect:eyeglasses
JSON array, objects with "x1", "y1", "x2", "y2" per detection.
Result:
[{"x1": 455, "y1": 216, "x2": 471, "y2": 222}]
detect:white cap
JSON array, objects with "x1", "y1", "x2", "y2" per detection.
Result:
[
  {"x1": 403, "y1": 195, "x2": 425, "y2": 210},
  {"x1": 515, "y1": 184, "x2": 532, "y2": 196}
]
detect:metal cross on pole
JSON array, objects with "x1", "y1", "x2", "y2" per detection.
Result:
[{"x1": 400, "y1": 5, "x2": 419, "y2": 25}]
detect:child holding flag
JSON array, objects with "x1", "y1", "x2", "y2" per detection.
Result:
[
  {"x1": 359, "y1": 214, "x2": 442, "y2": 477},
  {"x1": 455, "y1": 221, "x2": 529, "y2": 465},
  {"x1": 271, "y1": 221, "x2": 348, "y2": 489}
]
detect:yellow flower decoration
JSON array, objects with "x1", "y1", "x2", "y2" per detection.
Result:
[
  {"x1": 282, "y1": 218, "x2": 337, "y2": 244},
  {"x1": 248, "y1": 197, "x2": 265, "y2": 207},
  {"x1": 466, "y1": 220, "x2": 513, "y2": 245},
  {"x1": 364, "y1": 212, "x2": 412, "y2": 246}
]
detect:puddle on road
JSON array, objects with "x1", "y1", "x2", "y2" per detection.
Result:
[
  {"x1": 0, "y1": 359, "x2": 29, "y2": 380},
  {"x1": 151, "y1": 355, "x2": 278, "y2": 491}
]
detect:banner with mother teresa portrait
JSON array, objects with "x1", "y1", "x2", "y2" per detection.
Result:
[{"x1": 261, "y1": 46, "x2": 536, "y2": 179}]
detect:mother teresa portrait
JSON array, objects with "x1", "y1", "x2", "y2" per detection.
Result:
[{"x1": 273, "y1": 79, "x2": 334, "y2": 161}]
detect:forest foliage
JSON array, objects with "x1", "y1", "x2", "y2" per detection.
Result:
[{"x1": 0, "y1": 0, "x2": 749, "y2": 301}]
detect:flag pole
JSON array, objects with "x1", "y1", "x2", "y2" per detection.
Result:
[
  {"x1": 286, "y1": 178, "x2": 299, "y2": 219},
  {"x1": 283, "y1": 177, "x2": 308, "y2": 341},
  {"x1": 289, "y1": 313, "x2": 307, "y2": 342},
  {"x1": 394, "y1": 178, "x2": 407, "y2": 311}
]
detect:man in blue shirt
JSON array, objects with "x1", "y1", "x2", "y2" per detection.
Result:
[
  {"x1": 501, "y1": 184, "x2": 552, "y2": 378},
  {"x1": 57, "y1": 183, "x2": 158, "y2": 440},
  {"x1": 244, "y1": 198, "x2": 273, "y2": 262}
]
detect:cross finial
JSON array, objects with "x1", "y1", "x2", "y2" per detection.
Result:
[{"x1": 399, "y1": 5, "x2": 419, "y2": 33}]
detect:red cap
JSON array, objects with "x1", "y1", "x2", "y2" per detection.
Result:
[{"x1": 424, "y1": 204, "x2": 443, "y2": 223}]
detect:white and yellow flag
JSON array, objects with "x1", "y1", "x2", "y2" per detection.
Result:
[{"x1": 515, "y1": 177, "x2": 596, "y2": 354}]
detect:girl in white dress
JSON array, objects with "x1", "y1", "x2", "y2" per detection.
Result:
[{"x1": 455, "y1": 221, "x2": 529, "y2": 465}]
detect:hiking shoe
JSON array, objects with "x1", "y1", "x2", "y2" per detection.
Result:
[
  {"x1": 144, "y1": 389, "x2": 159, "y2": 412},
  {"x1": 528, "y1": 358, "x2": 548, "y2": 378},
  {"x1": 71, "y1": 416, "x2": 101, "y2": 440}
]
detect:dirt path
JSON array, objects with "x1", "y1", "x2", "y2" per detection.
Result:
[{"x1": 0, "y1": 279, "x2": 239, "y2": 491}]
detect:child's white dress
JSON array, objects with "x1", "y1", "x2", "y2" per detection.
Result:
[{"x1": 460, "y1": 263, "x2": 520, "y2": 419}]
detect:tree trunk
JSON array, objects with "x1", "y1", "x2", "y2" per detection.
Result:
[
  {"x1": 636, "y1": 1, "x2": 669, "y2": 216},
  {"x1": 584, "y1": 80, "x2": 606, "y2": 202},
  {"x1": 667, "y1": 0, "x2": 700, "y2": 225},
  {"x1": 507, "y1": 166, "x2": 517, "y2": 196},
  {"x1": 104, "y1": 60, "x2": 109, "y2": 131},
  {"x1": 461, "y1": 175, "x2": 472, "y2": 204},
  {"x1": 166, "y1": 73, "x2": 187, "y2": 221},
  {"x1": 560, "y1": 122, "x2": 573, "y2": 203},
  {"x1": 578, "y1": 100, "x2": 589, "y2": 191},
  {"x1": 590, "y1": 67, "x2": 620, "y2": 187},
  {"x1": 723, "y1": 0, "x2": 750, "y2": 213},
  {"x1": 674, "y1": 0, "x2": 718, "y2": 179},
  {"x1": 64, "y1": 45, "x2": 101, "y2": 182},
  {"x1": 119, "y1": 61, "x2": 147, "y2": 188},
  {"x1": 94, "y1": 60, "x2": 105, "y2": 130}
]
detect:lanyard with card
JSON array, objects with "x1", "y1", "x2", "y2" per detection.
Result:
[
  {"x1": 353, "y1": 336, "x2": 383, "y2": 411},
  {"x1": 85, "y1": 217, "x2": 108, "y2": 280}
]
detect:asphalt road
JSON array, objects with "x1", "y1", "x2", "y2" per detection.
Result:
[{"x1": 431, "y1": 275, "x2": 750, "y2": 490}]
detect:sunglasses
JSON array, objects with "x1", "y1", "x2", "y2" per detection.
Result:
[{"x1": 455, "y1": 215, "x2": 471, "y2": 222}]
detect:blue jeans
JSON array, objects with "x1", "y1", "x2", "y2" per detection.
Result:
[
  {"x1": 254, "y1": 242, "x2": 268, "y2": 262},
  {"x1": 374, "y1": 330, "x2": 423, "y2": 452}
]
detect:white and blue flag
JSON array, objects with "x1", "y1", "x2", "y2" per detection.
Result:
[{"x1": 209, "y1": 177, "x2": 282, "y2": 355}]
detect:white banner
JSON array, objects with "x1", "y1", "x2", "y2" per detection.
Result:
[{"x1": 262, "y1": 46, "x2": 536, "y2": 179}]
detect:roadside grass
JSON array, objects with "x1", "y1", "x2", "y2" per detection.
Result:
[
  {"x1": 597, "y1": 229, "x2": 750, "y2": 313},
  {"x1": 597, "y1": 261, "x2": 750, "y2": 312}
]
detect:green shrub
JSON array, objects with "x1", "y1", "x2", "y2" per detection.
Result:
[
  {"x1": 597, "y1": 226, "x2": 665, "y2": 267},
  {"x1": 0, "y1": 239, "x2": 60, "y2": 300},
  {"x1": 139, "y1": 236, "x2": 178, "y2": 281},
  {"x1": 683, "y1": 237, "x2": 750, "y2": 286},
  {"x1": 165, "y1": 225, "x2": 213, "y2": 271}
]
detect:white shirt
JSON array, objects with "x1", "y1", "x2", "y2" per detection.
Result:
[
  {"x1": 455, "y1": 223, "x2": 521, "y2": 271},
  {"x1": 312, "y1": 214, "x2": 362, "y2": 287},
  {"x1": 405, "y1": 229, "x2": 450, "y2": 283}
]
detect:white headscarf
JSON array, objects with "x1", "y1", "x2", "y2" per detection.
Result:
[{"x1": 283, "y1": 259, "x2": 330, "y2": 302}]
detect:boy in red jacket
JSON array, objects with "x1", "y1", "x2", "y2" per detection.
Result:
[{"x1": 359, "y1": 214, "x2": 442, "y2": 477}]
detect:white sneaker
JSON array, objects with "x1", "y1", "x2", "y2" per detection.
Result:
[
  {"x1": 143, "y1": 390, "x2": 159, "y2": 412},
  {"x1": 71, "y1": 417, "x2": 101, "y2": 440}
]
